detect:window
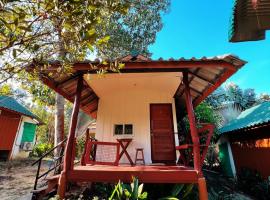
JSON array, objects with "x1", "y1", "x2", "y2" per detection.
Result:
[
  {"x1": 114, "y1": 124, "x2": 123, "y2": 135},
  {"x1": 114, "y1": 124, "x2": 133, "y2": 135},
  {"x1": 124, "y1": 124, "x2": 133, "y2": 135}
]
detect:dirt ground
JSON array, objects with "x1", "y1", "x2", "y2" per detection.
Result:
[{"x1": 0, "y1": 159, "x2": 49, "y2": 200}]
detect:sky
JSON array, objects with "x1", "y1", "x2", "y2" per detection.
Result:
[{"x1": 149, "y1": 0, "x2": 270, "y2": 95}]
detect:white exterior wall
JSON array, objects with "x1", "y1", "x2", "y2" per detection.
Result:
[
  {"x1": 85, "y1": 73, "x2": 181, "y2": 164},
  {"x1": 10, "y1": 116, "x2": 38, "y2": 159}
]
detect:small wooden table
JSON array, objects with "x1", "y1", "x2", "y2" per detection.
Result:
[{"x1": 117, "y1": 138, "x2": 134, "y2": 165}]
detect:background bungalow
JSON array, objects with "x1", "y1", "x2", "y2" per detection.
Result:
[
  {"x1": 218, "y1": 102, "x2": 270, "y2": 178},
  {"x1": 0, "y1": 95, "x2": 41, "y2": 160}
]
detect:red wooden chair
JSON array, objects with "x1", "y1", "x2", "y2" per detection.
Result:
[
  {"x1": 83, "y1": 140, "x2": 120, "y2": 166},
  {"x1": 176, "y1": 123, "x2": 215, "y2": 167}
]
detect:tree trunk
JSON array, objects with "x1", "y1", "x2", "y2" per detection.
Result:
[
  {"x1": 54, "y1": 93, "x2": 65, "y2": 156},
  {"x1": 54, "y1": 18, "x2": 66, "y2": 156}
]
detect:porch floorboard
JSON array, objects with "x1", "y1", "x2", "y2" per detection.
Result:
[{"x1": 68, "y1": 165, "x2": 199, "y2": 183}]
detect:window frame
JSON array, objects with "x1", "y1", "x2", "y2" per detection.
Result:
[{"x1": 113, "y1": 123, "x2": 134, "y2": 136}]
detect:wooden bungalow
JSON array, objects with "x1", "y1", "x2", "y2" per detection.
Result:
[
  {"x1": 219, "y1": 102, "x2": 270, "y2": 178},
  {"x1": 29, "y1": 54, "x2": 246, "y2": 200},
  {"x1": 229, "y1": 0, "x2": 270, "y2": 42},
  {"x1": 0, "y1": 95, "x2": 40, "y2": 160}
]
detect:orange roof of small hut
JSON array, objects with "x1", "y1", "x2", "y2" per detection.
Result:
[{"x1": 28, "y1": 54, "x2": 246, "y2": 119}]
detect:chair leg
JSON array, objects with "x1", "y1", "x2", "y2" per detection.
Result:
[
  {"x1": 198, "y1": 177, "x2": 208, "y2": 200},
  {"x1": 135, "y1": 149, "x2": 145, "y2": 165},
  {"x1": 141, "y1": 150, "x2": 145, "y2": 165}
]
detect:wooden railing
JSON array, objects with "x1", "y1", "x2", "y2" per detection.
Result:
[
  {"x1": 176, "y1": 123, "x2": 215, "y2": 167},
  {"x1": 32, "y1": 138, "x2": 67, "y2": 190},
  {"x1": 80, "y1": 128, "x2": 97, "y2": 165}
]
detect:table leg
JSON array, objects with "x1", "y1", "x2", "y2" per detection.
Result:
[{"x1": 119, "y1": 141, "x2": 134, "y2": 165}]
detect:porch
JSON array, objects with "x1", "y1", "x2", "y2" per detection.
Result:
[
  {"x1": 28, "y1": 54, "x2": 246, "y2": 200},
  {"x1": 69, "y1": 165, "x2": 198, "y2": 183}
]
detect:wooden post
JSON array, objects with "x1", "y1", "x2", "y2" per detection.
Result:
[
  {"x1": 183, "y1": 71, "x2": 201, "y2": 172},
  {"x1": 198, "y1": 177, "x2": 208, "y2": 200},
  {"x1": 81, "y1": 128, "x2": 90, "y2": 166},
  {"x1": 57, "y1": 75, "x2": 83, "y2": 199}
]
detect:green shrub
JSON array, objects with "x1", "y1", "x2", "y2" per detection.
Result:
[{"x1": 30, "y1": 143, "x2": 53, "y2": 157}]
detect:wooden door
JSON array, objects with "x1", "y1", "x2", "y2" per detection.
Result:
[{"x1": 150, "y1": 104, "x2": 176, "y2": 163}]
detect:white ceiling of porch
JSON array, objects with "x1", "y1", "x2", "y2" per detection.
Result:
[{"x1": 84, "y1": 72, "x2": 182, "y2": 98}]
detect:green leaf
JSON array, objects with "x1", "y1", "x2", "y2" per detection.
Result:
[
  {"x1": 131, "y1": 177, "x2": 139, "y2": 199},
  {"x1": 33, "y1": 44, "x2": 40, "y2": 51},
  {"x1": 139, "y1": 192, "x2": 148, "y2": 200},
  {"x1": 171, "y1": 184, "x2": 184, "y2": 196},
  {"x1": 183, "y1": 184, "x2": 194, "y2": 199},
  {"x1": 18, "y1": 26, "x2": 32, "y2": 32},
  {"x1": 87, "y1": 43, "x2": 94, "y2": 51},
  {"x1": 14, "y1": 18, "x2": 19, "y2": 26},
  {"x1": 118, "y1": 63, "x2": 125, "y2": 69},
  {"x1": 103, "y1": 35, "x2": 110, "y2": 42},
  {"x1": 124, "y1": 189, "x2": 131, "y2": 198},
  {"x1": 12, "y1": 49, "x2": 17, "y2": 58},
  {"x1": 87, "y1": 29, "x2": 95, "y2": 36},
  {"x1": 138, "y1": 183, "x2": 144, "y2": 196}
]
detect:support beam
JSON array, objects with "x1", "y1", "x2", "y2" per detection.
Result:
[
  {"x1": 190, "y1": 86, "x2": 203, "y2": 95},
  {"x1": 183, "y1": 71, "x2": 201, "y2": 173},
  {"x1": 193, "y1": 69, "x2": 236, "y2": 106},
  {"x1": 58, "y1": 74, "x2": 83, "y2": 199},
  {"x1": 80, "y1": 92, "x2": 95, "y2": 103},
  {"x1": 55, "y1": 73, "x2": 81, "y2": 88},
  {"x1": 81, "y1": 93, "x2": 97, "y2": 106},
  {"x1": 175, "y1": 68, "x2": 200, "y2": 98},
  {"x1": 187, "y1": 70, "x2": 214, "y2": 85}
]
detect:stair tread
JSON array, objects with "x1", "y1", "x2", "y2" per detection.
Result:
[
  {"x1": 45, "y1": 174, "x2": 60, "y2": 181},
  {"x1": 32, "y1": 186, "x2": 48, "y2": 193}
]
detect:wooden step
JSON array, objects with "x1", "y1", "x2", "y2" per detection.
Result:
[
  {"x1": 32, "y1": 186, "x2": 48, "y2": 194},
  {"x1": 31, "y1": 175, "x2": 59, "y2": 199},
  {"x1": 45, "y1": 174, "x2": 60, "y2": 181}
]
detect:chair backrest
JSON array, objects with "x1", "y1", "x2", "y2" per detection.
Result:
[{"x1": 84, "y1": 141, "x2": 120, "y2": 166}]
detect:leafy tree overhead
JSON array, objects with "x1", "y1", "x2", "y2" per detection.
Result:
[
  {"x1": 0, "y1": 0, "x2": 130, "y2": 83},
  {"x1": 97, "y1": 0, "x2": 170, "y2": 59},
  {"x1": 0, "y1": 0, "x2": 129, "y2": 154}
]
